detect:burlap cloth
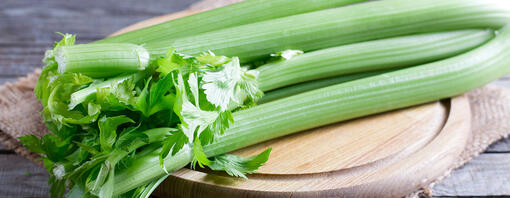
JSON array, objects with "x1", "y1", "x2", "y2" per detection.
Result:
[{"x1": 1, "y1": 0, "x2": 510, "y2": 197}]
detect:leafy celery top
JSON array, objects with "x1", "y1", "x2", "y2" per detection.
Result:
[{"x1": 20, "y1": 34, "x2": 272, "y2": 198}]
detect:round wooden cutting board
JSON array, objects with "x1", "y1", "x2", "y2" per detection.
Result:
[
  {"x1": 112, "y1": 3, "x2": 472, "y2": 198},
  {"x1": 152, "y1": 98, "x2": 470, "y2": 198}
]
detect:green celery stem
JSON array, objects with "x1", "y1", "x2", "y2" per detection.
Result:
[
  {"x1": 113, "y1": 25, "x2": 510, "y2": 196},
  {"x1": 68, "y1": 30, "x2": 493, "y2": 110},
  {"x1": 97, "y1": 0, "x2": 368, "y2": 44},
  {"x1": 257, "y1": 29, "x2": 493, "y2": 91},
  {"x1": 107, "y1": 128, "x2": 171, "y2": 164},
  {"x1": 258, "y1": 70, "x2": 391, "y2": 103},
  {"x1": 68, "y1": 72, "x2": 145, "y2": 109},
  {"x1": 144, "y1": 0, "x2": 510, "y2": 63},
  {"x1": 55, "y1": 44, "x2": 149, "y2": 78}
]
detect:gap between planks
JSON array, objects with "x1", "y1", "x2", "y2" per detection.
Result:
[
  {"x1": 483, "y1": 79, "x2": 510, "y2": 153},
  {"x1": 486, "y1": 137, "x2": 510, "y2": 153},
  {"x1": 0, "y1": 154, "x2": 49, "y2": 197},
  {"x1": 0, "y1": 142, "x2": 8, "y2": 151},
  {"x1": 0, "y1": 77, "x2": 19, "y2": 85}
]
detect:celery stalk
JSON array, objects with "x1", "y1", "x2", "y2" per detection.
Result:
[
  {"x1": 97, "y1": 0, "x2": 367, "y2": 44},
  {"x1": 113, "y1": 24, "x2": 510, "y2": 196},
  {"x1": 258, "y1": 70, "x2": 390, "y2": 103},
  {"x1": 257, "y1": 29, "x2": 493, "y2": 91},
  {"x1": 55, "y1": 44, "x2": 149, "y2": 78},
  {"x1": 144, "y1": 0, "x2": 510, "y2": 63}
]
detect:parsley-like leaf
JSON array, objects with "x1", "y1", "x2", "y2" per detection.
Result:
[
  {"x1": 98, "y1": 116, "x2": 134, "y2": 152},
  {"x1": 208, "y1": 148, "x2": 272, "y2": 179},
  {"x1": 174, "y1": 73, "x2": 218, "y2": 140},
  {"x1": 202, "y1": 58, "x2": 241, "y2": 111},
  {"x1": 202, "y1": 57, "x2": 262, "y2": 111},
  {"x1": 196, "y1": 51, "x2": 230, "y2": 66},
  {"x1": 159, "y1": 129, "x2": 188, "y2": 173},
  {"x1": 191, "y1": 138, "x2": 211, "y2": 169},
  {"x1": 49, "y1": 175, "x2": 67, "y2": 198},
  {"x1": 19, "y1": 135, "x2": 45, "y2": 154},
  {"x1": 156, "y1": 49, "x2": 180, "y2": 76},
  {"x1": 135, "y1": 74, "x2": 175, "y2": 117},
  {"x1": 115, "y1": 130, "x2": 148, "y2": 152},
  {"x1": 148, "y1": 74, "x2": 175, "y2": 115},
  {"x1": 199, "y1": 111, "x2": 233, "y2": 145}
]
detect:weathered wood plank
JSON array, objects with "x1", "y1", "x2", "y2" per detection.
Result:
[
  {"x1": 492, "y1": 76, "x2": 510, "y2": 89},
  {"x1": 432, "y1": 153, "x2": 510, "y2": 196},
  {"x1": 0, "y1": 154, "x2": 49, "y2": 197},
  {"x1": 486, "y1": 137, "x2": 510, "y2": 152},
  {"x1": 483, "y1": 78, "x2": 510, "y2": 153},
  {"x1": 0, "y1": 0, "x2": 199, "y2": 44},
  {"x1": 0, "y1": 77, "x2": 19, "y2": 85},
  {"x1": 0, "y1": 0, "x2": 200, "y2": 77}
]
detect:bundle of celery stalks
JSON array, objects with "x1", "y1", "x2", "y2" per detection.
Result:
[{"x1": 20, "y1": 0, "x2": 510, "y2": 197}]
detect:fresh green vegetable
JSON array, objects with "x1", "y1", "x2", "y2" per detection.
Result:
[
  {"x1": 258, "y1": 70, "x2": 389, "y2": 103},
  {"x1": 68, "y1": 72, "x2": 145, "y2": 109},
  {"x1": 112, "y1": 24, "x2": 510, "y2": 195},
  {"x1": 54, "y1": 44, "x2": 150, "y2": 78},
  {"x1": 258, "y1": 29, "x2": 493, "y2": 91},
  {"x1": 23, "y1": 35, "x2": 267, "y2": 198},
  {"x1": 50, "y1": 30, "x2": 492, "y2": 113},
  {"x1": 144, "y1": 0, "x2": 510, "y2": 63},
  {"x1": 97, "y1": 0, "x2": 367, "y2": 44},
  {"x1": 20, "y1": 0, "x2": 510, "y2": 197},
  {"x1": 59, "y1": 29, "x2": 494, "y2": 88}
]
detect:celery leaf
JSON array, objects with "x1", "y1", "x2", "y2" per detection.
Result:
[
  {"x1": 196, "y1": 51, "x2": 230, "y2": 66},
  {"x1": 208, "y1": 148, "x2": 272, "y2": 179},
  {"x1": 98, "y1": 115, "x2": 134, "y2": 152},
  {"x1": 159, "y1": 129, "x2": 188, "y2": 172},
  {"x1": 191, "y1": 138, "x2": 211, "y2": 169}
]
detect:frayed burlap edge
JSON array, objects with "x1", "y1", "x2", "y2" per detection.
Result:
[{"x1": 0, "y1": 69, "x2": 46, "y2": 165}]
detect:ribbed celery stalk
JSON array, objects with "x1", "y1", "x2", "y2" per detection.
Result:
[
  {"x1": 66, "y1": 30, "x2": 492, "y2": 109},
  {"x1": 68, "y1": 72, "x2": 145, "y2": 109},
  {"x1": 257, "y1": 29, "x2": 493, "y2": 91},
  {"x1": 258, "y1": 70, "x2": 389, "y2": 103},
  {"x1": 144, "y1": 0, "x2": 510, "y2": 63},
  {"x1": 55, "y1": 44, "x2": 149, "y2": 78},
  {"x1": 112, "y1": 24, "x2": 510, "y2": 196},
  {"x1": 97, "y1": 0, "x2": 367, "y2": 44}
]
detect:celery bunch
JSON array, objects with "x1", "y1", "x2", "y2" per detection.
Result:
[
  {"x1": 18, "y1": 0, "x2": 510, "y2": 197},
  {"x1": 22, "y1": 35, "x2": 267, "y2": 198}
]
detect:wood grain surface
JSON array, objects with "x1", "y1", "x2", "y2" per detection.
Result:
[
  {"x1": 487, "y1": 138, "x2": 510, "y2": 152},
  {"x1": 433, "y1": 154, "x2": 510, "y2": 196},
  {"x1": 231, "y1": 101, "x2": 446, "y2": 175},
  {"x1": 0, "y1": 155, "x2": 49, "y2": 197},
  {"x1": 1, "y1": 0, "x2": 510, "y2": 197},
  {"x1": 0, "y1": 143, "x2": 7, "y2": 151},
  {"x1": 155, "y1": 97, "x2": 470, "y2": 198}
]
